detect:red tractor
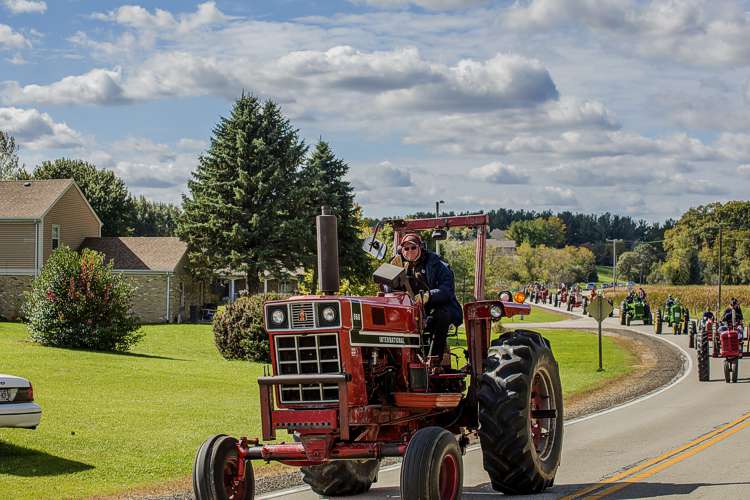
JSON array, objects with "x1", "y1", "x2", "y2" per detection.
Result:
[
  {"x1": 698, "y1": 315, "x2": 746, "y2": 383},
  {"x1": 192, "y1": 212, "x2": 563, "y2": 499}
]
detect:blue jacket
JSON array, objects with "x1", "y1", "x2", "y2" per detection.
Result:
[{"x1": 416, "y1": 252, "x2": 463, "y2": 327}]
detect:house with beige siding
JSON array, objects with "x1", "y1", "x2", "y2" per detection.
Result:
[
  {"x1": 0, "y1": 179, "x2": 204, "y2": 323},
  {"x1": 0, "y1": 179, "x2": 102, "y2": 319}
]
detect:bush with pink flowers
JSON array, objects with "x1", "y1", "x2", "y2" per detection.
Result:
[{"x1": 24, "y1": 247, "x2": 141, "y2": 351}]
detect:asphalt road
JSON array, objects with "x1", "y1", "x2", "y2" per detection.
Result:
[{"x1": 262, "y1": 309, "x2": 750, "y2": 499}]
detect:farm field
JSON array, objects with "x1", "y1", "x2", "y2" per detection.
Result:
[
  {"x1": 1, "y1": 321, "x2": 635, "y2": 499},
  {"x1": 603, "y1": 285, "x2": 750, "y2": 316}
]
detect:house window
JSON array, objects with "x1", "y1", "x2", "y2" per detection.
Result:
[{"x1": 51, "y1": 225, "x2": 61, "y2": 250}]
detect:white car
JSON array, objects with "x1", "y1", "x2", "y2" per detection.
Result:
[{"x1": 0, "y1": 374, "x2": 42, "y2": 429}]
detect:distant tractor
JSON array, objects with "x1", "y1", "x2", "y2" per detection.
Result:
[
  {"x1": 192, "y1": 212, "x2": 564, "y2": 499},
  {"x1": 620, "y1": 297, "x2": 652, "y2": 326},
  {"x1": 654, "y1": 298, "x2": 689, "y2": 335},
  {"x1": 566, "y1": 288, "x2": 588, "y2": 314},
  {"x1": 697, "y1": 312, "x2": 746, "y2": 383}
]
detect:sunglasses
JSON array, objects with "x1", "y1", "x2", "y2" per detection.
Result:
[{"x1": 402, "y1": 245, "x2": 419, "y2": 251}]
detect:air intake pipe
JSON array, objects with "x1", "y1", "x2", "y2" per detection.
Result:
[{"x1": 317, "y1": 206, "x2": 340, "y2": 295}]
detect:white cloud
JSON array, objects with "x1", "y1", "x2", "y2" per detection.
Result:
[
  {"x1": 1, "y1": 68, "x2": 126, "y2": 105},
  {"x1": 536, "y1": 186, "x2": 577, "y2": 206},
  {"x1": 92, "y1": 1, "x2": 230, "y2": 35},
  {"x1": 0, "y1": 24, "x2": 30, "y2": 49},
  {"x1": 349, "y1": 0, "x2": 488, "y2": 10},
  {"x1": 3, "y1": 0, "x2": 46, "y2": 14},
  {"x1": 468, "y1": 161, "x2": 529, "y2": 184},
  {"x1": 504, "y1": 0, "x2": 750, "y2": 66},
  {"x1": 0, "y1": 107, "x2": 83, "y2": 149}
]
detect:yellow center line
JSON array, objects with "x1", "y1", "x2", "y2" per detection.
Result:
[
  {"x1": 589, "y1": 418, "x2": 750, "y2": 499},
  {"x1": 560, "y1": 410, "x2": 750, "y2": 500}
]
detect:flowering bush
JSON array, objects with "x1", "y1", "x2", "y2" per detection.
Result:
[{"x1": 24, "y1": 247, "x2": 141, "y2": 351}]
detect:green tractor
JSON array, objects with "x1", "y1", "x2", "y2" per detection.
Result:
[
  {"x1": 654, "y1": 297, "x2": 690, "y2": 335},
  {"x1": 620, "y1": 297, "x2": 652, "y2": 326}
]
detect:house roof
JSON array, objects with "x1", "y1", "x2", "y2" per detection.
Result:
[
  {"x1": 80, "y1": 237, "x2": 187, "y2": 272},
  {"x1": 0, "y1": 179, "x2": 74, "y2": 219}
]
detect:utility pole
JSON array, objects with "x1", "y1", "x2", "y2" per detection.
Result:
[
  {"x1": 606, "y1": 239, "x2": 622, "y2": 291},
  {"x1": 435, "y1": 199, "x2": 445, "y2": 256},
  {"x1": 718, "y1": 225, "x2": 723, "y2": 312}
]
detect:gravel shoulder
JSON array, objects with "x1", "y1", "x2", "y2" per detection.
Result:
[{"x1": 102, "y1": 326, "x2": 685, "y2": 500}]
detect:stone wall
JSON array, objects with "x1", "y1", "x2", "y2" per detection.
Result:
[{"x1": 0, "y1": 275, "x2": 33, "y2": 320}]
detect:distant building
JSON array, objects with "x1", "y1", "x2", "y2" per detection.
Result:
[{"x1": 486, "y1": 229, "x2": 517, "y2": 255}]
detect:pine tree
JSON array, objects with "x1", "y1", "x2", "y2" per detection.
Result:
[
  {"x1": 298, "y1": 141, "x2": 370, "y2": 289},
  {"x1": 178, "y1": 95, "x2": 308, "y2": 289}
]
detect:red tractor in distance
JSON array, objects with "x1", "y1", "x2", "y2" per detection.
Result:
[
  {"x1": 698, "y1": 311, "x2": 747, "y2": 383},
  {"x1": 192, "y1": 211, "x2": 564, "y2": 499}
]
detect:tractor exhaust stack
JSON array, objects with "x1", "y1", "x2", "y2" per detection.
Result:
[{"x1": 317, "y1": 206, "x2": 340, "y2": 295}]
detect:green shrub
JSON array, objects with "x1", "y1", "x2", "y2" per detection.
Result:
[
  {"x1": 212, "y1": 293, "x2": 287, "y2": 362},
  {"x1": 24, "y1": 247, "x2": 141, "y2": 351}
]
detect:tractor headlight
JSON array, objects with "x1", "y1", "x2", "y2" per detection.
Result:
[
  {"x1": 271, "y1": 309, "x2": 286, "y2": 325},
  {"x1": 322, "y1": 306, "x2": 336, "y2": 322},
  {"x1": 490, "y1": 304, "x2": 503, "y2": 319}
]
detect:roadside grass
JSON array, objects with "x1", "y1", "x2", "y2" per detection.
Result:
[
  {"x1": 502, "y1": 306, "x2": 568, "y2": 324},
  {"x1": 449, "y1": 328, "x2": 635, "y2": 398},
  {"x1": 2, "y1": 321, "x2": 635, "y2": 499},
  {"x1": 0, "y1": 322, "x2": 281, "y2": 500}
]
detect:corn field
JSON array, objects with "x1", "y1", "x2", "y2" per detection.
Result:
[{"x1": 602, "y1": 285, "x2": 750, "y2": 315}]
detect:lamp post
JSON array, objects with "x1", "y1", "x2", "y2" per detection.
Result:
[{"x1": 435, "y1": 200, "x2": 445, "y2": 255}]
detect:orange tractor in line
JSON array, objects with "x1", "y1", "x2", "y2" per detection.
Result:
[{"x1": 192, "y1": 211, "x2": 564, "y2": 499}]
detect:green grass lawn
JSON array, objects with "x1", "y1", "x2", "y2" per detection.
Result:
[
  {"x1": 596, "y1": 265, "x2": 614, "y2": 285},
  {"x1": 502, "y1": 306, "x2": 568, "y2": 324},
  {"x1": 0, "y1": 322, "x2": 274, "y2": 499},
  {"x1": 449, "y1": 328, "x2": 635, "y2": 398},
  {"x1": 1, "y1": 321, "x2": 635, "y2": 499}
]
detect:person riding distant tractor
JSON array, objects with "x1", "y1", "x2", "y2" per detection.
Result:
[
  {"x1": 721, "y1": 298, "x2": 744, "y2": 325},
  {"x1": 391, "y1": 232, "x2": 463, "y2": 363}
]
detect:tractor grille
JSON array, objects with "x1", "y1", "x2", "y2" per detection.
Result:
[
  {"x1": 275, "y1": 333, "x2": 341, "y2": 403},
  {"x1": 290, "y1": 302, "x2": 316, "y2": 329}
]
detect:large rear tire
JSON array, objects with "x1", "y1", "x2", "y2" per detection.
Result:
[
  {"x1": 400, "y1": 426, "x2": 462, "y2": 500},
  {"x1": 478, "y1": 330, "x2": 563, "y2": 495},
  {"x1": 733, "y1": 358, "x2": 739, "y2": 383},
  {"x1": 655, "y1": 310, "x2": 662, "y2": 334},
  {"x1": 689, "y1": 321, "x2": 696, "y2": 348},
  {"x1": 302, "y1": 459, "x2": 379, "y2": 496},
  {"x1": 193, "y1": 435, "x2": 254, "y2": 500},
  {"x1": 698, "y1": 327, "x2": 710, "y2": 382}
]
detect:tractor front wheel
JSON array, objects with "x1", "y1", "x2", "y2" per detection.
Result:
[
  {"x1": 302, "y1": 458, "x2": 380, "y2": 496},
  {"x1": 724, "y1": 359, "x2": 731, "y2": 383},
  {"x1": 193, "y1": 435, "x2": 254, "y2": 500},
  {"x1": 478, "y1": 330, "x2": 563, "y2": 495},
  {"x1": 733, "y1": 359, "x2": 739, "y2": 383},
  {"x1": 620, "y1": 302, "x2": 626, "y2": 325},
  {"x1": 400, "y1": 426, "x2": 462, "y2": 500},
  {"x1": 698, "y1": 327, "x2": 710, "y2": 382}
]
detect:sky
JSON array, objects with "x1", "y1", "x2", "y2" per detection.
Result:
[{"x1": 1, "y1": 0, "x2": 750, "y2": 222}]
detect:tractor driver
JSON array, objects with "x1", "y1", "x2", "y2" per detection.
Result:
[
  {"x1": 666, "y1": 295, "x2": 675, "y2": 308},
  {"x1": 721, "y1": 298, "x2": 744, "y2": 325},
  {"x1": 393, "y1": 233, "x2": 463, "y2": 363}
]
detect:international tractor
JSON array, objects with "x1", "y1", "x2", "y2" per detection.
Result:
[{"x1": 192, "y1": 211, "x2": 564, "y2": 499}]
